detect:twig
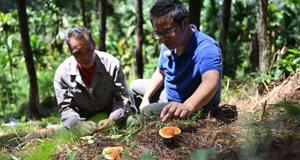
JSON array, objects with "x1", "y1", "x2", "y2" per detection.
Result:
[
  {"x1": 261, "y1": 100, "x2": 267, "y2": 125},
  {"x1": 262, "y1": 80, "x2": 270, "y2": 94},
  {"x1": 0, "y1": 142, "x2": 16, "y2": 150}
]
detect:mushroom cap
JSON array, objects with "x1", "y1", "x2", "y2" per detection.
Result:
[
  {"x1": 102, "y1": 147, "x2": 123, "y2": 159},
  {"x1": 159, "y1": 126, "x2": 181, "y2": 138}
]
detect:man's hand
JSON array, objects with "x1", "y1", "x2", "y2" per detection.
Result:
[
  {"x1": 160, "y1": 102, "x2": 193, "y2": 123},
  {"x1": 139, "y1": 99, "x2": 150, "y2": 111},
  {"x1": 98, "y1": 117, "x2": 115, "y2": 131},
  {"x1": 75, "y1": 121, "x2": 98, "y2": 137}
]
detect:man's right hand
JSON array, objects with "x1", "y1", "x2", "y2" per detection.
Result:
[
  {"x1": 75, "y1": 121, "x2": 98, "y2": 137},
  {"x1": 139, "y1": 99, "x2": 150, "y2": 111}
]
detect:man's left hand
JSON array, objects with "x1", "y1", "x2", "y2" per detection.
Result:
[
  {"x1": 160, "y1": 102, "x2": 193, "y2": 123},
  {"x1": 75, "y1": 121, "x2": 98, "y2": 137},
  {"x1": 98, "y1": 118, "x2": 115, "y2": 131}
]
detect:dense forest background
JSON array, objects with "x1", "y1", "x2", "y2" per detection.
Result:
[
  {"x1": 0, "y1": 0, "x2": 300, "y2": 159},
  {"x1": 0, "y1": 0, "x2": 299, "y2": 120}
]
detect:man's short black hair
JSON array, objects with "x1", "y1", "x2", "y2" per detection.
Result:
[
  {"x1": 150, "y1": 0, "x2": 189, "y2": 25},
  {"x1": 64, "y1": 26, "x2": 94, "y2": 52}
]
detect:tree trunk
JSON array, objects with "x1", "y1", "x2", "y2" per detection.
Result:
[
  {"x1": 80, "y1": 0, "x2": 87, "y2": 27},
  {"x1": 257, "y1": 0, "x2": 271, "y2": 73},
  {"x1": 219, "y1": 0, "x2": 231, "y2": 72},
  {"x1": 252, "y1": 34, "x2": 259, "y2": 68},
  {"x1": 135, "y1": 0, "x2": 144, "y2": 78},
  {"x1": 189, "y1": 0, "x2": 201, "y2": 31},
  {"x1": 99, "y1": 0, "x2": 106, "y2": 51},
  {"x1": 246, "y1": 4, "x2": 259, "y2": 68},
  {"x1": 15, "y1": 0, "x2": 41, "y2": 120}
]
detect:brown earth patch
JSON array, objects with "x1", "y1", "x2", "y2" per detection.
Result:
[{"x1": 1, "y1": 72, "x2": 300, "y2": 160}]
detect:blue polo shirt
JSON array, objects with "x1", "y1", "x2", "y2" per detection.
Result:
[{"x1": 157, "y1": 24, "x2": 222, "y2": 112}]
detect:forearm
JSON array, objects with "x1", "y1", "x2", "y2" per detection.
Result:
[
  {"x1": 55, "y1": 84, "x2": 81, "y2": 128},
  {"x1": 143, "y1": 67, "x2": 164, "y2": 100},
  {"x1": 183, "y1": 70, "x2": 220, "y2": 113},
  {"x1": 110, "y1": 102, "x2": 129, "y2": 124},
  {"x1": 60, "y1": 107, "x2": 81, "y2": 128}
]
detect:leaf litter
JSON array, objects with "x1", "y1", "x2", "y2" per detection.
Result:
[{"x1": 1, "y1": 72, "x2": 300, "y2": 160}]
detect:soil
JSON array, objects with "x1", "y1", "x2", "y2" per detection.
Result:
[{"x1": 1, "y1": 72, "x2": 300, "y2": 160}]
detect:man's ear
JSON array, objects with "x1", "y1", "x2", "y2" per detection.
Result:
[
  {"x1": 93, "y1": 40, "x2": 96, "y2": 47},
  {"x1": 66, "y1": 46, "x2": 72, "y2": 55},
  {"x1": 181, "y1": 18, "x2": 189, "y2": 30}
]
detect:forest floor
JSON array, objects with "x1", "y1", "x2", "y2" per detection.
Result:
[{"x1": 1, "y1": 72, "x2": 300, "y2": 160}]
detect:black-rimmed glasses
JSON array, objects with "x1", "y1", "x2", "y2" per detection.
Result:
[{"x1": 153, "y1": 25, "x2": 178, "y2": 39}]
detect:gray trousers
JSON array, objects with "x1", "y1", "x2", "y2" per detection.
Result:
[{"x1": 129, "y1": 79, "x2": 169, "y2": 116}]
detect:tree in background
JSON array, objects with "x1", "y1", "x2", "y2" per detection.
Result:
[
  {"x1": 189, "y1": 0, "x2": 202, "y2": 31},
  {"x1": 135, "y1": 0, "x2": 144, "y2": 78},
  {"x1": 219, "y1": 0, "x2": 232, "y2": 71},
  {"x1": 80, "y1": 0, "x2": 94, "y2": 28},
  {"x1": 99, "y1": 0, "x2": 106, "y2": 51},
  {"x1": 247, "y1": 3, "x2": 259, "y2": 69},
  {"x1": 0, "y1": 0, "x2": 299, "y2": 119},
  {"x1": 257, "y1": 0, "x2": 271, "y2": 73},
  {"x1": 80, "y1": 0, "x2": 88, "y2": 27},
  {"x1": 15, "y1": 0, "x2": 41, "y2": 120}
]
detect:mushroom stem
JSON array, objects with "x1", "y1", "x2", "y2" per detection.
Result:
[
  {"x1": 172, "y1": 135, "x2": 178, "y2": 145},
  {"x1": 113, "y1": 150, "x2": 120, "y2": 160}
]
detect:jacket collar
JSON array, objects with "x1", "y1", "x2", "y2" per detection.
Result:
[
  {"x1": 67, "y1": 51, "x2": 106, "y2": 89},
  {"x1": 91, "y1": 51, "x2": 106, "y2": 89}
]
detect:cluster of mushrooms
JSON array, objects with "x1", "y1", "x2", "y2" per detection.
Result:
[{"x1": 102, "y1": 126, "x2": 181, "y2": 159}]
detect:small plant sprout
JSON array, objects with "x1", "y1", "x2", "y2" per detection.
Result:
[
  {"x1": 159, "y1": 126, "x2": 181, "y2": 145},
  {"x1": 102, "y1": 147, "x2": 123, "y2": 160}
]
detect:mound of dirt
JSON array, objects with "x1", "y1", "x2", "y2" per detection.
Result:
[{"x1": 254, "y1": 71, "x2": 300, "y2": 111}]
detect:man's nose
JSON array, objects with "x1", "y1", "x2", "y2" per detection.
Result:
[
  {"x1": 160, "y1": 35, "x2": 169, "y2": 43},
  {"x1": 84, "y1": 53, "x2": 90, "y2": 59}
]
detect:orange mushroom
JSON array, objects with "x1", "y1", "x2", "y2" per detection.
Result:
[
  {"x1": 102, "y1": 147, "x2": 123, "y2": 160},
  {"x1": 159, "y1": 126, "x2": 181, "y2": 145}
]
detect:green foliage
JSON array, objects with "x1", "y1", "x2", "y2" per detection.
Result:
[
  {"x1": 275, "y1": 100, "x2": 300, "y2": 119},
  {"x1": 0, "y1": 0, "x2": 298, "y2": 118},
  {"x1": 41, "y1": 113, "x2": 61, "y2": 127},
  {"x1": 190, "y1": 147, "x2": 215, "y2": 160},
  {"x1": 189, "y1": 108, "x2": 203, "y2": 121},
  {"x1": 221, "y1": 75, "x2": 256, "y2": 105},
  {"x1": 201, "y1": 0, "x2": 221, "y2": 39},
  {"x1": 0, "y1": 1, "x2": 300, "y2": 158},
  {"x1": 236, "y1": 98, "x2": 300, "y2": 160},
  {"x1": 0, "y1": 11, "x2": 21, "y2": 116},
  {"x1": 273, "y1": 48, "x2": 300, "y2": 79},
  {"x1": 67, "y1": 151, "x2": 78, "y2": 160},
  {"x1": 223, "y1": 0, "x2": 300, "y2": 79},
  {"x1": 0, "y1": 153, "x2": 11, "y2": 160},
  {"x1": 138, "y1": 153, "x2": 160, "y2": 160},
  {"x1": 0, "y1": 3, "x2": 67, "y2": 116},
  {"x1": 96, "y1": 0, "x2": 160, "y2": 81}
]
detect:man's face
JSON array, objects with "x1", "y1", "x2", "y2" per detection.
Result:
[
  {"x1": 152, "y1": 16, "x2": 184, "y2": 50},
  {"x1": 69, "y1": 34, "x2": 95, "y2": 69}
]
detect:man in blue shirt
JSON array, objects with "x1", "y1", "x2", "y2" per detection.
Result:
[{"x1": 129, "y1": 0, "x2": 222, "y2": 123}]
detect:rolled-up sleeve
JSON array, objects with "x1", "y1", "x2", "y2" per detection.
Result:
[{"x1": 54, "y1": 65, "x2": 81, "y2": 129}]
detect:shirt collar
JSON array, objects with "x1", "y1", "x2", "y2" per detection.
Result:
[
  {"x1": 67, "y1": 51, "x2": 106, "y2": 75},
  {"x1": 77, "y1": 62, "x2": 94, "y2": 74},
  {"x1": 183, "y1": 24, "x2": 198, "y2": 55}
]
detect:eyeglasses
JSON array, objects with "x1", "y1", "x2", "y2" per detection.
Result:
[{"x1": 153, "y1": 25, "x2": 178, "y2": 39}]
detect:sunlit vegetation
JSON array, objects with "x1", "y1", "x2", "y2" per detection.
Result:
[{"x1": 0, "y1": 0, "x2": 299, "y2": 159}]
